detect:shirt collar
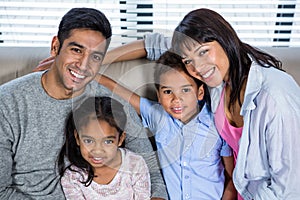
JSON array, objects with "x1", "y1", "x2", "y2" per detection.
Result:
[{"x1": 240, "y1": 62, "x2": 263, "y2": 116}]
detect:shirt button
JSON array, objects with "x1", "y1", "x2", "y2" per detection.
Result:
[
  {"x1": 185, "y1": 175, "x2": 189, "y2": 179},
  {"x1": 185, "y1": 194, "x2": 190, "y2": 199}
]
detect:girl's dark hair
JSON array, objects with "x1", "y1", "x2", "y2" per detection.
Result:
[
  {"x1": 154, "y1": 50, "x2": 211, "y2": 110},
  {"x1": 172, "y1": 8, "x2": 283, "y2": 110},
  {"x1": 57, "y1": 7, "x2": 112, "y2": 54},
  {"x1": 57, "y1": 96, "x2": 126, "y2": 186}
]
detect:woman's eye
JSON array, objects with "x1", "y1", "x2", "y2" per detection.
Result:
[
  {"x1": 199, "y1": 49, "x2": 208, "y2": 56},
  {"x1": 183, "y1": 60, "x2": 191, "y2": 65}
]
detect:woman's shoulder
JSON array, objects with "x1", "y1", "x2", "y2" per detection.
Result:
[{"x1": 249, "y1": 63, "x2": 298, "y2": 95}]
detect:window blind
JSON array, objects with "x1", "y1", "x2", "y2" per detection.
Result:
[
  {"x1": 1, "y1": 0, "x2": 300, "y2": 47},
  {"x1": 0, "y1": 0, "x2": 122, "y2": 47}
]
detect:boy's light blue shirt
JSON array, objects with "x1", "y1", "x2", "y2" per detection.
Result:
[{"x1": 140, "y1": 98, "x2": 232, "y2": 200}]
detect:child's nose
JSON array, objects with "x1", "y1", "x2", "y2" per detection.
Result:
[
  {"x1": 91, "y1": 142, "x2": 105, "y2": 153},
  {"x1": 172, "y1": 93, "x2": 182, "y2": 102}
]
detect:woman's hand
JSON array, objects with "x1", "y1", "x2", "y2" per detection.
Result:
[{"x1": 33, "y1": 56, "x2": 54, "y2": 72}]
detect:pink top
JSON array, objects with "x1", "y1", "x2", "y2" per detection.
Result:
[
  {"x1": 214, "y1": 87, "x2": 244, "y2": 200},
  {"x1": 214, "y1": 87, "x2": 243, "y2": 163},
  {"x1": 61, "y1": 148, "x2": 151, "y2": 200}
]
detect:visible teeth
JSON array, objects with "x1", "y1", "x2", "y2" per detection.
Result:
[
  {"x1": 202, "y1": 67, "x2": 215, "y2": 79},
  {"x1": 173, "y1": 107, "x2": 182, "y2": 111},
  {"x1": 70, "y1": 70, "x2": 85, "y2": 79},
  {"x1": 93, "y1": 157, "x2": 103, "y2": 161}
]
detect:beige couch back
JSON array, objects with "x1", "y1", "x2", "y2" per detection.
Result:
[{"x1": 0, "y1": 46, "x2": 299, "y2": 100}]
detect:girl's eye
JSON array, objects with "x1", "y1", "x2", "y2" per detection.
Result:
[
  {"x1": 83, "y1": 139, "x2": 93, "y2": 144},
  {"x1": 163, "y1": 90, "x2": 172, "y2": 94}
]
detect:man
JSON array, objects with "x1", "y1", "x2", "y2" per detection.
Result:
[{"x1": 0, "y1": 8, "x2": 166, "y2": 200}]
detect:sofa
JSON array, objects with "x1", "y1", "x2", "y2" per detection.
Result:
[{"x1": 0, "y1": 46, "x2": 299, "y2": 101}]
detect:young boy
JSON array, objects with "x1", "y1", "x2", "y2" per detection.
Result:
[{"x1": 97, "y1": 51, "x2": 236, "y2": 199}]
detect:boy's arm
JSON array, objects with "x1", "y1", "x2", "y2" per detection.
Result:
[
  {"x1": 221, "y1": 156, "x2": 237, "y2": 200},
  {"x1": 96, "y1": 74, "x2": 141, "y2": 114}
]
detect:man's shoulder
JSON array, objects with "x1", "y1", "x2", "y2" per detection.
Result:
[
  {"x1": 88, "y1": 80, "x2": 112, "y2": 96},
  {"x1": 0, "y1": 72, "x2": 42, "y2": 95},
  {"x1": 0, "y1": 72, "x2": 42, "y2": 90}
]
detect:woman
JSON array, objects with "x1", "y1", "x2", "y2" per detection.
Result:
[{"x1": 169, "y1": 8, "x2": 300, "y2": 200}]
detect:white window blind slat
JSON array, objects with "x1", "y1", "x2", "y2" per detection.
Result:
[{"x1": 1, "y1": 0, "x2": 300, "y2": 47}]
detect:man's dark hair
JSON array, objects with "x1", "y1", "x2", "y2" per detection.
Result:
[{"x1": 57, "y1": 7, "x2": 112, "y2": 53}]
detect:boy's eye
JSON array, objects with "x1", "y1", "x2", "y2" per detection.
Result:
[
  {"x1": 182, "y1": 88, "x2": 191, "y2": 93},
  {"x1": 163, "y1": 90, "x2": 172, "y2": 94}
]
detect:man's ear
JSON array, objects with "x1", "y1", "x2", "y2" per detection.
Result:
[
  {"x1": 118, "y1": 132, "x2": 126, "y2": 147},
  {"x1": 50, "y1": 36, "x2": 60, "y2": 56},
  {"x1": 197, "y1": 85, "x2": 205, "y2": 100}
]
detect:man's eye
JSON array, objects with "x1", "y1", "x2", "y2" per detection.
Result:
[
  {"x1": 71, "y1": 47, "x2": 82, "y2": 54},
  {"x1": 93, "y1": 54, "x2": 102, "y2": 62}
]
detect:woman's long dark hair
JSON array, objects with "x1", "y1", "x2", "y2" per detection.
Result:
[
  {"x1": 57, "y1": 96, "x2": 126, "y2": 186},
  {"x1": 172, "y1": 8, "x2": 283, "y2": 109}
]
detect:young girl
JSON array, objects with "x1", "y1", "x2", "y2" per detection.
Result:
[{"x1": 57, "y1": 96, "x2": 151, "y2": 200}]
